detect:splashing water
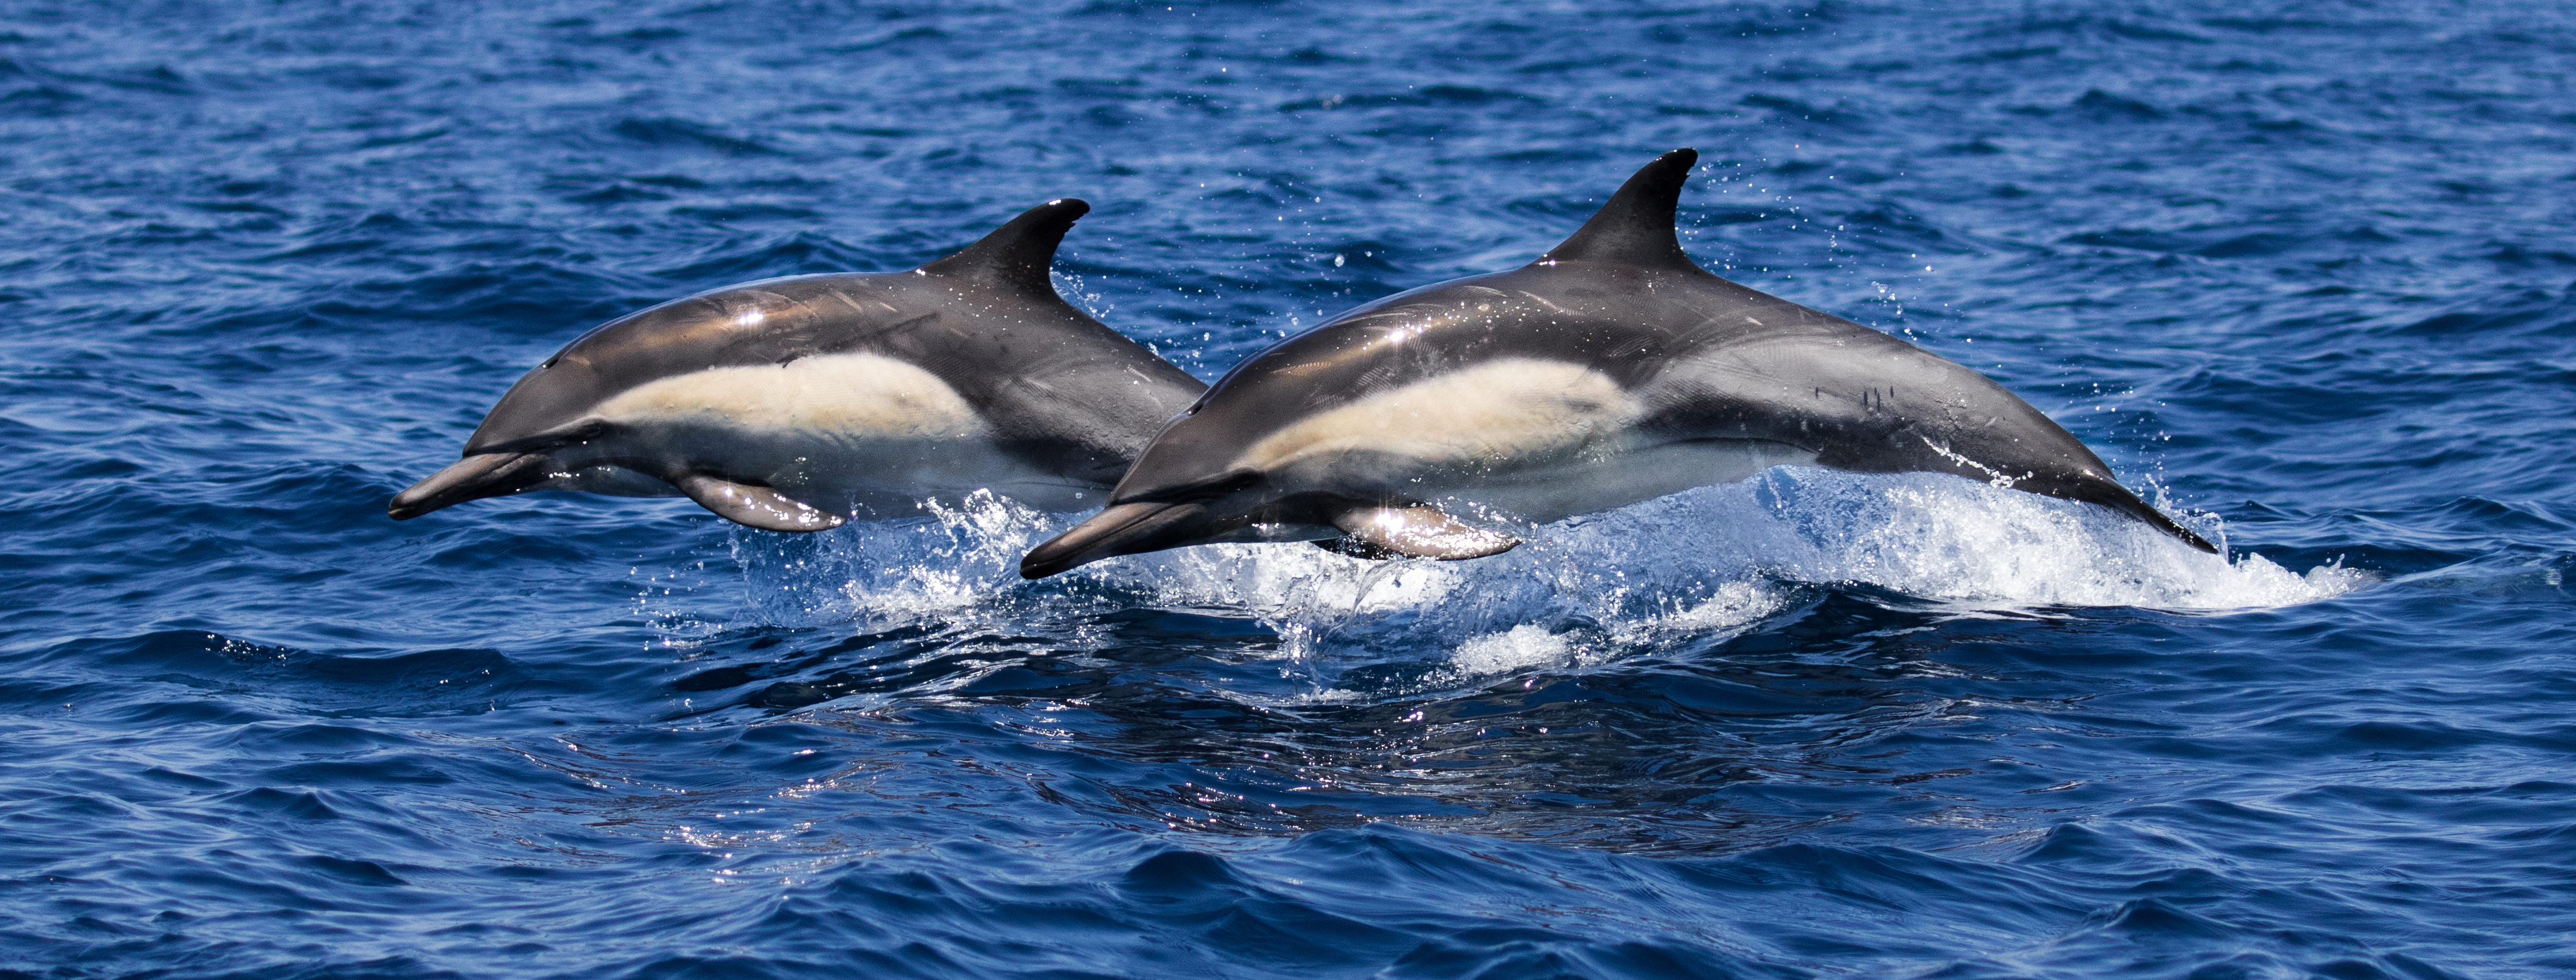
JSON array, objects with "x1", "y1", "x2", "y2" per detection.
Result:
[
  {"x1": 14, "y1": 2, "x2": 2571, "y2": 975},
  {"x1": 728, "y1": 489, "x2": 1065, "y2": 631},
  {"x1": 714, "y1": 469, "x2": 2371, "y2": 680}
]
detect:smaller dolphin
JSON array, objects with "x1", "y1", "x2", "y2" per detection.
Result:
[
  {"x1": 389, "y1": 200, "x2": 1207, "y2": 531},
  {"x1": 1022, "y1": 150, "x2": 2214, "y2": 577}
]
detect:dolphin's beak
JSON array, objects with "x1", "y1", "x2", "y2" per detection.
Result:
[
  {"x1": 388, "y1": 453, "x2": 556, "y2": 520},
  {"x1": 1020, "y1": 500, "x2": 1210, "y2": 579}
]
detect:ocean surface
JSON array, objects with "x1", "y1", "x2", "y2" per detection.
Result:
[{"x1": 4, "y1": 1, "x2": 2573, "y2": 977}]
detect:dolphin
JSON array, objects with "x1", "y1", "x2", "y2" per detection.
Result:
[
  {"x1": 1020, "y1": 150, "x2": 2215, "y2": 577},
  {"x1": 388, "y1": 199, "x2": 1207, "y2": 531}
]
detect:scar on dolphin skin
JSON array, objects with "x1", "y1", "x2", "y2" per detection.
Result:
[{"x1": 1021, "y1": 149, "x2": 2214, "y2": 579}]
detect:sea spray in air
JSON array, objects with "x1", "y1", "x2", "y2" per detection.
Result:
[
  {"x1": 16, "y1": 3, "x2": 2575, "y2": 975},
  {"x1": 727, "y1": 490, "x2": 1065, "y2": 631}
]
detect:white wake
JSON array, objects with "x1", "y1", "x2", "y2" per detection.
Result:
[{"x1": 711, "y1": 470, "x2": 2371, "y2": 669}]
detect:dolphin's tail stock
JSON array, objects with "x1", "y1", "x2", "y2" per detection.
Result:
[
  {"x1": 1569, "y1": 147, "x2": 2222, "y2": 557},
  {"x1": 2056, "y1": 474, "x2": 2219, "y2": 554}
]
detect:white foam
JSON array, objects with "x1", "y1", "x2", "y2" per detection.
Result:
[
  {"x1": 708, "y1": 469, "x2": 2373, "y2": 660},
  {"x1": 1450, "y1": 625, "x2": 1575, "y2": 676},
  {"x1": 1700, "y1": 468, "x2": 2372, "y2": 610},
  {"x1": 1629, "y1": 580, "x2": 1791, "y2": 641}
]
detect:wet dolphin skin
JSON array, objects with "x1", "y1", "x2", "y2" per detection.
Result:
[
  {"x1": 1022, "y1": 150, "x2": 2213, "y2": 577},
  {"x1": 390, "y1": 201, "x2": 1207, "y2": 531}
]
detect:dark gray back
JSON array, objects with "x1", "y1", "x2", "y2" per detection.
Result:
[
  {"x1": 460, "y1": 200, "x2": 1205, "y2": 483},
  {"x1": 1109, "y1": 152, "x2": 2205, "y2": 548}
]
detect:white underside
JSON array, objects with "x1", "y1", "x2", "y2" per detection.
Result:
[
  {"x1": 539, "y1": 353, "x2": 1098, "y2": 514},
  {"x1": 1245, "y1": 357, "x2": 1819, "y2": 523}
]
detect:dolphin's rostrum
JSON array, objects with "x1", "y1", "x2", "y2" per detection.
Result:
[
  {"x1": 390, "y1": 200, "x2": 1207, "y2": 530},
  {"x1": 1021, "y1": 150, "x2": 2215, "y2": 578}
]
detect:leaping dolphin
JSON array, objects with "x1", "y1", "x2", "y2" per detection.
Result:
[
  {"x1": 1020, "y1": 150, "x2": 2214, "y2": 578},
  {"x1": 388, "y1": 200, "x2": 1207, "y2": 531}
]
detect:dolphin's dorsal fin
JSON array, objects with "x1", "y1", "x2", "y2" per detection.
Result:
[
  {"x1": 918, "y1": 198, "x2": 1089, "y2": 295},
  {"x1": 1537, "y1": 148, "x2": 1699, "y2": 270}
]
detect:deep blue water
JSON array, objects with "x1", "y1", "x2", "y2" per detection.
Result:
[{"x1": 5, "y1": 1, "x2": 2574, "y2": 976}]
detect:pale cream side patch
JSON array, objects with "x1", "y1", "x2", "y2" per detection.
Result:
[
  {"x1": 593, "y1": 353, "x2": 986, "y2": 440},
  {"x1": 1237, "y1": 358, "x2": 1636, "y2": 471}
]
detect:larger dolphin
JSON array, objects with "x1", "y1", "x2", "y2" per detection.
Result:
[
  {"x1": 1021, "y1": 150, "x2": 2214, "y2": 577},
  {"x1": 389, "y1": 200, "x2": 1207, "y2": 531}
]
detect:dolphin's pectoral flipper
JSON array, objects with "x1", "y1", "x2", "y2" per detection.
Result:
[
  {"x1": 674, "y1": 473, "x2": 847, "y2": 533},
  {"x1": 1328, "y1": 505, "x2": 1519, "y2": 561},
  {"x1": 1010, "y1": 150, "x2": 2223, "y2": 580},
  {"x1": 392, "y1": 199, "x2": 1208, "y2": 533}
]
